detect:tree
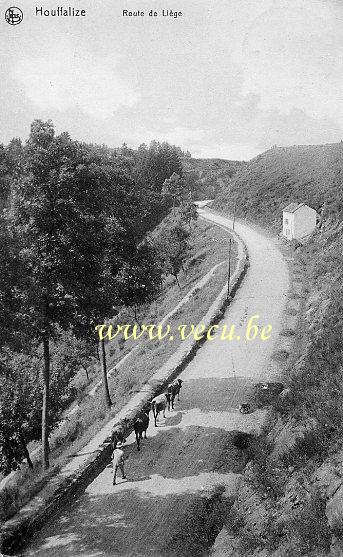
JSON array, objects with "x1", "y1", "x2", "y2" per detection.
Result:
[
  {"x1": 117, "y1": 241, "x2": 163, "y2": 325},
  {"x1": 161, "y1": 172, "x2": 187, "y2": 214},
  {"x1": 135, "y1": 141, "x2": 183, "y2": 192},
  {"x1": 179, "y1": 202, "x2": 198, "y2": 228},
  {"x1": 83, "y1": 216, "x2": 131, "y2": 409},
  {"x1": 50, "y1": 331, "x2": 97, "y2": 383},
  {"x1": 6, "y1": 120, "x2": 123, "y2": 468},
  {"x1": 0, "y1": 139, "x2": 24, "y2": 211},
  {"x1": 0, "y1": 348, "x2": 76, "y2": 474},
  {"x1": 0, "y1": 218, "x2": 23, "y2": 350},
  {"x1": 183, "y1": 170, "x2": 199, "y2": 201},
  {"x1": 1, "y1": 122, "x2": 189, "y2": 468},
  {"x1": 0, "y1": 355, "x2": 40, "y2": 473},
  {"x1": 156, "y1": 222, "x2": 190, "y2": 288}
]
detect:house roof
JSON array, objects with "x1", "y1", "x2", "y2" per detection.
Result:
[{"x1": 283, "y1": 202, "x2": 305, "y2": 213}]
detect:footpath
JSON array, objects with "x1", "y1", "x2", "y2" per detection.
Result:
[
  {"x1": 0, "y1": 258, "x2": 228, "y2": 494},
  {"x1": 0, "y1": 224, "x2": 248, "y2": 555}
]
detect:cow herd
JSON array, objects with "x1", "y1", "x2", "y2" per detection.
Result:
[
  {"x1": 109, "y1": 378, "x2": 286, "y2": 485},
  {"x1": 111, "y1": 378, "x2": 183, "y2": 453},
  {"x1": 111, "y1": 379, "x2": 285, "y2": 452}
]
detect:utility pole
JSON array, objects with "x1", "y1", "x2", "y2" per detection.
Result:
[
  {"x1": 232, "y1": 198, "x2": 238, "y2": 231},
  {"x1": 227, "y1": 238, "x2": 232, "y2": 298}
]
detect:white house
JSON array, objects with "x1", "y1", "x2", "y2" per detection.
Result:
[{"x1": 282, "y1": 203, "x2": 317, "y2": 241}]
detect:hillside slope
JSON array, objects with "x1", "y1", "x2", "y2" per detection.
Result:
[
  {"x1": 213, "y1": 142, "x2": 343, "y2": 229},
  {"x1": 213, "y1": 142, "x2": 343, "y2": 556},
  {"x1": 183, "y1": 157, "x2": 244, "y2": 200}
]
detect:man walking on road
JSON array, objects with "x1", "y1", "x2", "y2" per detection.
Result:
[{"x1": 112, "y1": 447, "x2": 126, "y2": 485}]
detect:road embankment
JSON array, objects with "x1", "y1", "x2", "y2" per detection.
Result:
[{"x1": 1, "y1": 225, "x2": 249, "y2": 555}]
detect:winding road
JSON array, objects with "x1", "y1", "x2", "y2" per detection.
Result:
[{"x1": 25, "y1": 209, "x2": 289, "y2": 557}]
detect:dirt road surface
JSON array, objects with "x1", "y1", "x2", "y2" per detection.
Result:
[{"x1": 25, "y1": 210, "x2": 289, "y2": 557}]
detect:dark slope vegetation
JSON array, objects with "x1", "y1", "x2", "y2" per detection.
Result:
[
  {"x1": 183, "y1": 157, "x2": 244, "y2": 200},
  {"x1": 213, "y1": 142, "x2": 343, "y2": 228},
  {"x1": 213, "y1": 143, "x2": 343, "y2": 556}
]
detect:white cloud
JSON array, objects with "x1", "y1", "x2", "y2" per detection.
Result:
[
  {"x1": 240, "y1": 3, "x2": 343, "y2": 125},
  {"x1": 128, "y1": 126, "x2": 206, "y2": 149},
  {"x1": 3, "y1": 0, "x2": 343, "y2": 154},
  {"x1": 125, "y1": 127, "x2": 260, "y2": 161},
  {"x1": 13, "y1": 44, "x2": 139, "y2": 119},
  {"x1": 192, "y1": 142, "x2": 261, "y2": 161}
]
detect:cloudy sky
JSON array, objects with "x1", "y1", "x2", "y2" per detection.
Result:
[{"x1": 1, "y1": 0, "x2": 343, "y2": 160}]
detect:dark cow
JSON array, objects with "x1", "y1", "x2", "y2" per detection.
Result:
[
  {"x1": 111, "y1": 419, "x2": 128, "y2": 450},
  {"x1": 151, "y1": 393, "x2": 170, "y2": 427},
  {"x1": 167, "y1": 379, "x2": 183, "y2": 410},
  {"x1": 133, "y1": 408, "x2": 150, "y2": 451}
]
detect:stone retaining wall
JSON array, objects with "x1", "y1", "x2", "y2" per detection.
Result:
[{"x1": 0, "y1": 229, "x2": 248, "y2": 555}]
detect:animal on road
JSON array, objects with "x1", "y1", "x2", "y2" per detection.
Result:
[
  {"x1": 111, "y1": 419, "x2": 128, "y2": 449},
  {"x1": 167, "y1": 379, "x2": 183, "y2": 410},
  {"x1": 151, "y1": 393, "x2": 170, "y2": 427},
  {"x1": 133, "y1": 408, "x2": 150, "y2": 451}
]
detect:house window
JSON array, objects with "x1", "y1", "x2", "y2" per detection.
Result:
[{"x1": 284, "y1": 218, "x2": 288, "y2": 225}]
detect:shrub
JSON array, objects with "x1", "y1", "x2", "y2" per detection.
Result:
[
  {"x1": 0, "y1": 486, "x2": 20, "y2": 522},
  {"x1": 0, "y1": 463, "x2": 60, "y2": 523},
  {"x1": 263, "y1": 519, "x2": 286, "y2": 552},
  {"x1": 247, "y1": 437, "x2": 284, "y2": 499},
  {"x1": 235, "y1": 527, "x2": 261, "y2": 555},
  {"x1": 331, "y1": 517, "x2": 343, "y2": 539},
  {"x1": 280, "y1": 328, "x2": 296, "y2": 337},
  {"x1": 224, "y1": 505, "x2": 245, "y2": 533},
  {"x1": 283, "y1": 489, "x2": 331, "y2": 555},
  {"x1": 271, "y1": 349, "x2": 290, "y2": 362},
  {"x1": 281, "y1": 429, "x2": 329, "y2": 468},
  {"x1": 118, "y1": 370, "x2": 139, "y2": 396}
]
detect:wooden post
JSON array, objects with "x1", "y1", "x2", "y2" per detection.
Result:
[
  {"x1": 42, "y1": 334, "x2": 50, "y2": 470},
  {"x1": 227, "y1": 238, "x2": 232, "y2": 298},
  {"x1": 233, "y1": 199, "x2": 238, "y2": 231}
]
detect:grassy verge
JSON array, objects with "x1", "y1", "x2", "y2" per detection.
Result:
[
  {"x1": 198, "y1": 143, "x2": 343, "y2": 554},
  {"x1": 0, "y1": 218, "x2": 237, "y2": 523},
  {"x1": 209, "y1": 216, "x2": 342, "y2": 555}
]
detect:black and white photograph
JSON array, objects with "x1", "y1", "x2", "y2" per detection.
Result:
[{"x1": 0, "y1": 1, "x2": 343, "y2": 555}]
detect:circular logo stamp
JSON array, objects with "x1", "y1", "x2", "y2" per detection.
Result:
[{"x1": 5, "y1": 6, "x2": 23, "y2": 25}]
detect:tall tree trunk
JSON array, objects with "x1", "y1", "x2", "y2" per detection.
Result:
[
  {"x1": 81, "y1": 364, "x2": 89, "y2": 382},
  {"x1": 42, "y1": 335, "x2": 50, "y2": 469},
  {"x1": 173, "y1": 273, "x2": 181, "y2": 290},
  {"x1": 100, "y1": 338, "x2": 112, "y2": 408},
  {"x1": 133, "y1": 305, "x2": 141, "y2": 330},
  {"x1": 19, "y1": 430, "x2": 33, "y2": 470}
]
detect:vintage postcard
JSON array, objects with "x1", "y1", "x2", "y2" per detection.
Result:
[{"x1": 0, "y1": 1, "x2": 342, "y2": 555}]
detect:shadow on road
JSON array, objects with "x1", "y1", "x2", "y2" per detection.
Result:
[
  {"x1": 26, "y1": 424, "x2": 247, "y2": 556},
  {"x1": 180, "y1": 377, "x2": 256, "y2": 412},
  {"x1": 27, "y1": 486, "x2": 230, "y2": 557},
  {"x1": 25, "y1": 376, "x2": 258, "y2": 557}
]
